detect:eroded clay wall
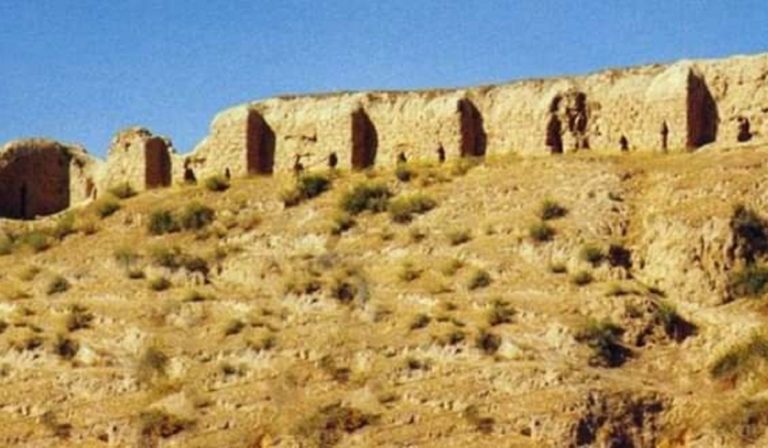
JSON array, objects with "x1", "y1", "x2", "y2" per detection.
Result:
[
  {"x1": 103, "y1": 128, "x2": 174, "y2": 192},
  {"x1": 191, "y1": 52, "x2": 768, "y2": 174},
  {"x1": 0, "y1": 141, "x2": 71, "y2": 219}
]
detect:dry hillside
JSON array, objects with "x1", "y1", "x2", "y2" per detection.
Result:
[{"x1": 2, "y1": 146, "x2": 768, "y2": 447}]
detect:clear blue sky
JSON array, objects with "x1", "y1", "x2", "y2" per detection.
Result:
[{"x1": 1, "y1": 1, "x2": 766, "y2": 158}]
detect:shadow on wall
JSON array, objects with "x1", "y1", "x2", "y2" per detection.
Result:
[
  {"x1": 0, "y1": 147, "x2": 71, "y2": 219},
  {"x1": 247, "y1": 111, "x2": 276, "y2": 175},
  {"x1": 144, "y1": 137, "x2": 172, "y2": 189},
  {"x1": 687, "y1": 73, "x2": 719, "y2": 149},
  {"x1": 351, "y1": 108, "x2": 378, "y2": 169},
  {"x1": 458, "y1": 99, "x2": 486, "y2": 157}
]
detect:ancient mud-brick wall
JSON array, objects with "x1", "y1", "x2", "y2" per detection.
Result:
[
  {"x1": 192, "y1": 52, "x2": 768, "y2": 174},
  {"x1": 0, "y1": 140, "x2": 72, "y2": 219},
  {"x1": 103, "y1": 127, "x2": 173, "y2": 192}
]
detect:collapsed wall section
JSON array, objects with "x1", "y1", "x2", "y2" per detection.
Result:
[
  {"x1": 0, "y1": 140, "x2": 72, "y2": 219},
  {"x1": 103, "y1": 127, "x2": 174, "y2": 192}
]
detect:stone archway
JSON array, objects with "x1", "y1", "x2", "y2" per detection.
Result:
[
  {"x1": 351, "y1": 108, "x2": 377, "y2": 170},
  {"x1": 144, "y1": 137, "x2": 172, "y2": 189},
  {"x1": 246, "y1": 110, "x2": 276, "y2": 175},
  {"x1": 686, "y1": 72, "x2": 718, "y2": 149},
  {"x1": 457, "y1": 99, "x2": 486, "y2": 157}
]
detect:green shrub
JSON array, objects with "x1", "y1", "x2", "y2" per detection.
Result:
[
  {"x1": 729, "y1": 265, "x2": 768, "y2": 298},
  {"x1": 53, "y1": 335, "x2": 79, "y2": 360},
  {"x1": 487, "y1": 300, "x2": 515, "y2": 326},
  {"x1": 395, "y1": 165, "x2": 413, "y2": 182},
  {"x1": 447, "y1": 229, "x2": 472, "y2": 246},
  {"x1": 114, "y1": 247, "x2": 139, "y2": 270},
  {"x1": 717, "y1": 399, "x2": 768, "y2": 443},
  {"x1": 296, "y1": 404, "x2": 374, "y2": 447},
  {"x1": 409, "y1": 313, "x2": 431, "y2": 330},
  {"x1": 580, "y1": 244, "x2": 605, "y2": 266},
  {"x1": 468, "y1": 269, "x2": 492, "y2": 290},
  {"x1": 204, "y1": 175, "x2": 230, "y2": 192},
  {"x1": 224, "y1": 319, "x2": 246, "y2": 336},
  {"x1": 107, "y1": 182, "x2": 136, "y2": 199},
  {"x1": 399, "y1": 261, "x2": 422, "y2": 282},
  {"x1": 148, "y1": 209, "x2": 179, "y2": 235},
  {"x1": 95, "y1": 197, "x2": 121, "y2": 218},
  {"x1": 282, "y1": 174, "x2": 332, "y2": 207},
  {"x1": 179, "y1": 202, "x2": 215, "y2": 230},
  {"x1": 21, "y1": 231, "x2": 50, "y2": 252},
  {"x1": 549, "y1": 262, "x2": 567, "y2": 274},
  {"x1": 66, "y1": 305, "x2": 94, "y2": 332},
  {"x1": 451, "y1": 157, "x2": 481, "y2": 176},
  {"x1": 139, "y1": 409, "x2": 195, "y2": 441},
  {"x1": 137, "y1": 346, "x2": 169, "y2": 384},
  {"x1": 731, "y1": 204, "x2": 768, "y2": 262},
  {"x1": 576, "y1": 319, "x2": 629, "y2": 367},
  {"x1": 571, "y1": 270, "x2": 593, "y2": 286},
  {"x1": 538, "y1": 199, "x2": 567, "y2": 220},
  {"x1": 330, "y1": 213, "x2": 356, "y2": 235},
  {"x1": 475, "y1": 329, "x2": 501, "y2": 355},
  {"x1": 340, "y1": 183, "x2": 392, "y2": 215},
  {"x1": 149, "y1": 245, "x2": 180, "y2": 268},
  {"x1": 388, "y1": 194, "x2": 437, "y2": 223},
  {"x1": 0, "y1": 234, "x2": 12, "y2": 256},
  {"x1": 47, "y1": 276, "x2": 70, "y2": 295},
  {"x1": 654, "y1": 301, "x2": 696, "y2": 342},
  {"x1": 51, "y1": 213, "x2": 76, "y2": 240},
  {"x1": 148, "y1": 277, "x2": 171, "y2": 291},
  {"x1": 529, "y1": 222, "x2": 554, "y2": 242},
  {"x1": 710, "y1": 333, "x2": 768, "y2": 380}
]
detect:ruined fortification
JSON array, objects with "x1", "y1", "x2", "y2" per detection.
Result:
[{"x1": 0, "y1": 51, "x2": 766, "y2": 219}]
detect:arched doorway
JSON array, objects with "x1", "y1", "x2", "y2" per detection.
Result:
[{"x1": 351, "y1": 108, "x2": 377, "y2": 170}]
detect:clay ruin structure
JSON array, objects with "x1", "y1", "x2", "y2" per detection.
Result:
[
  {"x1": 190, "y1": 52, "x2": 767, "y2": 175},
  {"x1": 0, "y1": 51, "x2": 767, "y2": 220},
  {"x1": 0, "y1": 139, "x2": 97, "y2": 219},
  {"x1": 102, "y1": 127, "x2": 174, "y2": 192}
]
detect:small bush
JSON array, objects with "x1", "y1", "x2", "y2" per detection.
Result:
[
  {"x1": 731, "y1": 204, "x2": 768, "y2": 262},
  {"x1": 447, "y1": 229, "x2": 472, "y2": 246},
  {"x1": 468, "y1": 269, "x2": 492, "y2": 290},
  {"x1": 136, "y1": 346, "x2": 169, "y2": 386},
  {"x1": 95, "y1": 197, "x2": 121, "y2": 218},
  {"x1": 149, "y1": 246, "x2": 181, "y2": 269},
  {"x1": 148, "y1": 209, "x2": 179, "y2": 235},
  {"x1": 409, "y1": 313, "x2": 431, "y2": 330},
  {"x1": 21, "y1": 231, "x2": 50, "y2": 253},
  {"x1": 395, "y1": 165, "x2": 413, "y2": 182},
  {"x1": 148, "y1": 277, "x2": 171, "y2": 291},
  {"x1": 529, "y1": 222, "x2": 554, "y2": 242},
  {"x1": 476, "y1": 329, "x2": 501, "y2": 355},
  {"x1": 576, "y1": 319, "x2": 630, "y2": 367},
  {"x1": 179, "y1": 202, "x2": 215, "y2": 230},
  {"x1": 717, "y1": 399, "x2": 768, "y2": 444},
  {"x1": 340, "y1": 183, "x2": 392, "y2": 215},
  {"x1": 108, "y1": 182, "x2": 136, "y2": 199},
  {"x1": 487, "y1": 300, "x2": 515, "y2": 326},
  {"x1": 580, "y1": 244, "x2": 605, "y2": 266},
  {"x1": 654, "y1": 302, "x2": 696, "y2": 342},
  {"x1": 729, "y1": 265, "x2": 768, "y2": 298},
  {"x1": 710, "y1": 333, "x2": 768, "y2": 380},
  {"x1": 463, "y1": 404, "x2": 495, "y2": 434},
  {"x1": 66, "y1": 305, "x2": 93, "y2": 332},
  {"x1": 571, "y1": 270, "x2": 593, "y2": 286},
  {"x1": 451, "y1": 157, "x2": 481, "y2": 176},
  {"x1": 224, "y1": 319, "x2": 246, "y2": 336},
  {"x1": 51, "y1": 213, "x2": 76, "y2": 240},
  {"x1": 114, "y1": 247, "x2": 139, "y2": 270},
  {"x1": 296, "y1": 404, "x2": 374, "y2": 447},
  {"x1": 388, "y1": 194, "x2": 437, "y2": 223},
  {"x1": 0, "y1": 234, "x2": 12, "y2": 256},
  {"x1": 139, "y1": 409, "x2": 194, "y2": 441},
  {"x1": 330, "y1": 213, "x2": 356, "y2": 235},
  {"x1": 53, "y1": 335, "x2": 79, "y2": 360},
  {"x1": 204, "y1": 175, "x2": 230, "y2": 192},
  {"x1": 441, "y1": 259, "x2": 464, "y2": 276},
  {"x1": 549, "y1": 262, "x2": 567, "y2": 274},
  {"x1": 399, "y1": 261, "x2": 422, "y2": 282},
  {"x1": 538, "y1": 199, "x2": 567, "y2": 220},
  {"x1": 282, "y1": 174, "x2": 332, "y2": 207},
  {"x1": 47, "y1": 276, "x2": 70, "y2": 295}
]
